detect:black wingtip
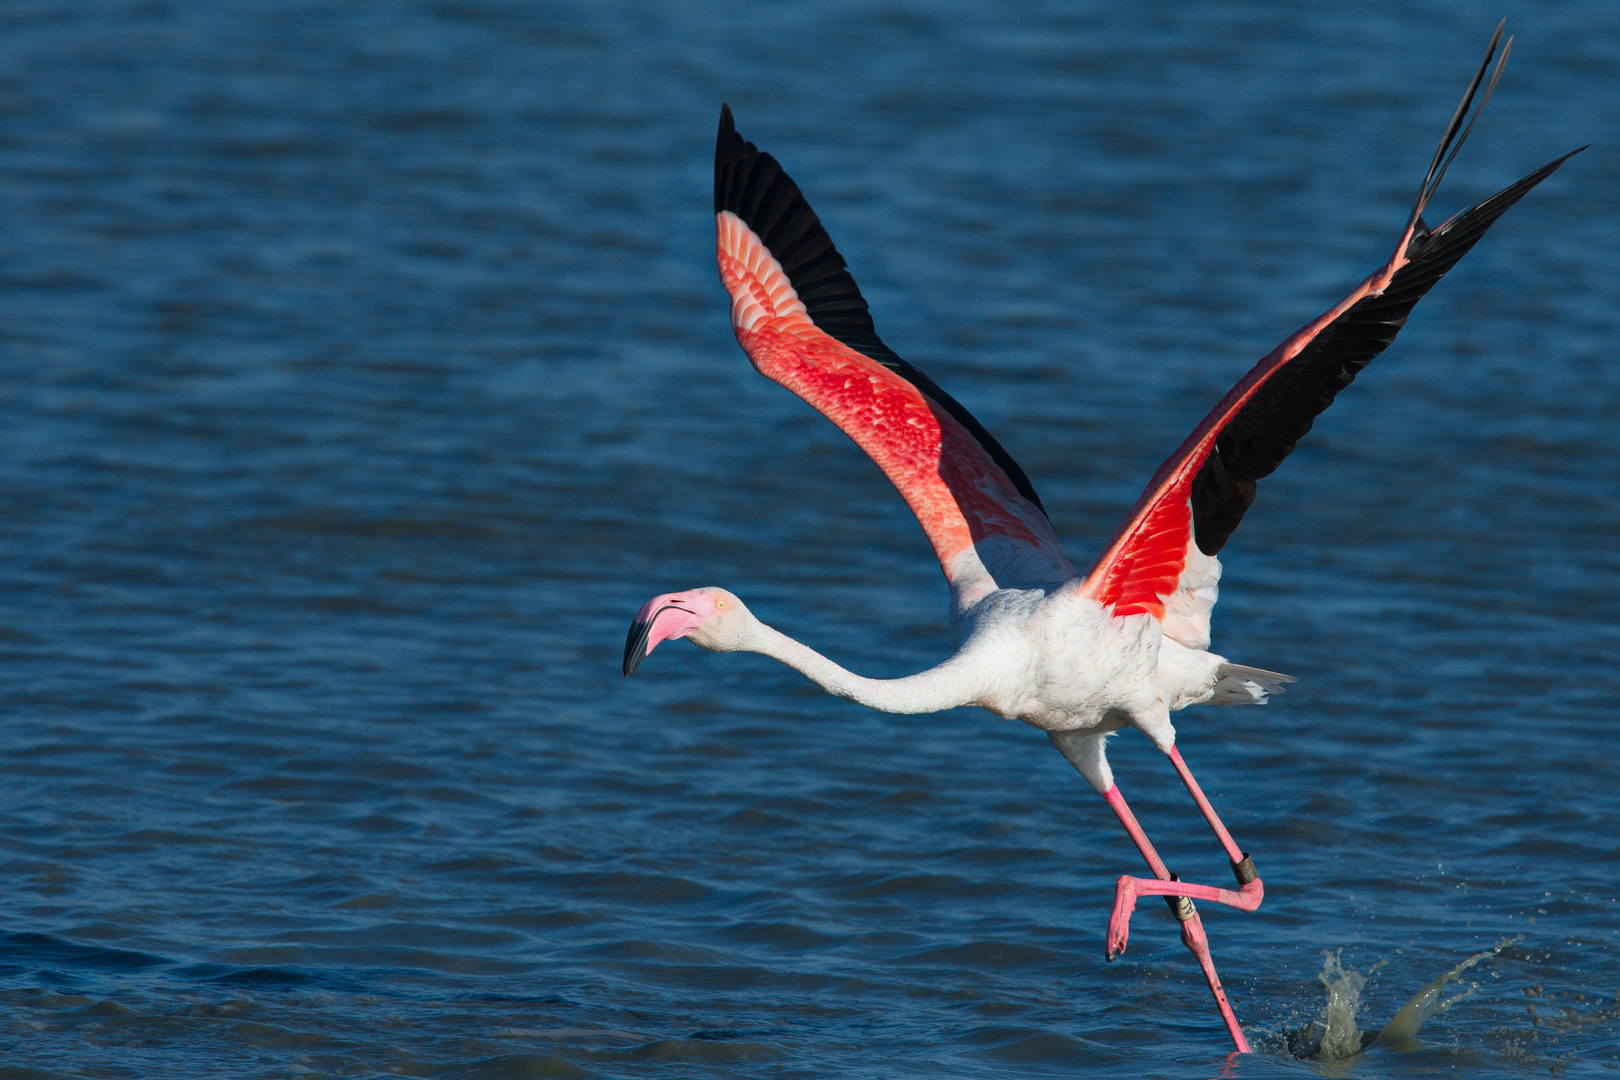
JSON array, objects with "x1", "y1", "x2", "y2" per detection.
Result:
[
  {"x1": 1407, "y1": 21, "x2": 1512, "y2": 234},
  {"x1": 1418, "y1": 143, "x2": 1586, "y2": 256},
  {"x1": 716, "y1": 103, "x2": 743, "y2": 215}
]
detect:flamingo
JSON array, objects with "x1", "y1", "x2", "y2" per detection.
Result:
[{"x1": 622, "y1": 27, "x2": 1579, "y2": 1052}]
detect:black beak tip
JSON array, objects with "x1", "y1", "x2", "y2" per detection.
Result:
[
  {"x1": 622, "y1": 604, "x2": 689, "y2": 678},
  {"x1": 623, "y1": 620, "x2": 650, "y2": 677}
]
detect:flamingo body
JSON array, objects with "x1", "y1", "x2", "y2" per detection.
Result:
[{"x1": 624, "y1": 28, "x2": 1579, "y2": 1052}]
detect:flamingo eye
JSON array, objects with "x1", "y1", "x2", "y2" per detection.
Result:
[{"x1": 716, "y1": 598, "x2": 727, "y2": 609}]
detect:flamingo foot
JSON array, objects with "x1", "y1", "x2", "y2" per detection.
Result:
[
  {"x1": 1106, "y1": 874, "x2": 1139, "y2": 961},
  {"x1": 1104, "y1": 871, "x2": 1264, "y2": 961}
]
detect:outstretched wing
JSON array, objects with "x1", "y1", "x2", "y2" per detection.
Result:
[
  {"x1": 715, "y1": 104, "x2": 1073, "y2": 600},
  {"x1": 1080, "y1": 30, "x2": 1581, "y2": 646}
]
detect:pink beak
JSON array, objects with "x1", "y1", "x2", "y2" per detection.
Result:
[{"x1": 622, "y1": 592, "x2": 712, "y2": 676}]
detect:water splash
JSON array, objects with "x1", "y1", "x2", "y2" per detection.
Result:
[
  {"x1": 1286, "y1": 949, "x2": 1380, "y2": 1059},
  {"x1": 1370, "y1": 936, "x2": 1522, "y2": 1051},
  {"x1": 1287, "y1": 936, "x2": 1521, "y2": 1061}
]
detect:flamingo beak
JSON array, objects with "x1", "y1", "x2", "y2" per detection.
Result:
[{"x1": 622, "y1": 594, "x2": 707, "y2": 676}]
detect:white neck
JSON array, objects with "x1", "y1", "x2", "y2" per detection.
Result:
[{"x1": 744, "y1": 620, "x2": 985, "y2": 715}]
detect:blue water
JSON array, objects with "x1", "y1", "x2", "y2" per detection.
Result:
[{"x1": 0, "y1": 1, "x2": 1616, "y2": 1076}]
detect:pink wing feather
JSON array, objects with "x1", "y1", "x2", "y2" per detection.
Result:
[{"x1": 715, "y1": 106, "x2": 1072, "y2": 598}]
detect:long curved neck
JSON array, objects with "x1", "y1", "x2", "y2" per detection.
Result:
[{"x1": 745, "y1": 620, "x2": 984, "y2": 715}]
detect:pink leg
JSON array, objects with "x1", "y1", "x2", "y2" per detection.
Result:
[
  {"x1": 1168, "y1": 745, "x2": 1248, "y2": 868},
  {"x1": 1101, "y1": 783, "x2": 1253, "y2": 1054}
]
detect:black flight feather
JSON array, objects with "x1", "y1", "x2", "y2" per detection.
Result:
[{"x1": 1189, "y1": 145, "x2": 1583, "y2": 556}]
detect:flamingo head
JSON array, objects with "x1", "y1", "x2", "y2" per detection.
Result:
[{"x1": 622, "y1": 587, "x2": 753, "y2": 676}]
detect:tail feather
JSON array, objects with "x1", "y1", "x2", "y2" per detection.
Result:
[{"x1": 1211, "y1": 662, "x2": 1296, "y2": 706}]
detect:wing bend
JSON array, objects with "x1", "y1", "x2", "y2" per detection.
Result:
[{"x1": 715, "y1": 104, "x2": 1073, "y2": 598}]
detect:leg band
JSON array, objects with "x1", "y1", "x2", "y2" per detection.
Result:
[{"x1": 1164, "y1": 874, "x2": 1197, "y2": 922}]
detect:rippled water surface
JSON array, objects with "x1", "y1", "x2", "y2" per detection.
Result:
[{"x1": 1, "y1": 1, "x2": 1617, "y2": 1077}]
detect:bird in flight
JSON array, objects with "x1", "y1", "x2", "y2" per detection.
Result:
[{"x1": 623, "y1": 26, "x2": 1578, "y2": 1052}]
